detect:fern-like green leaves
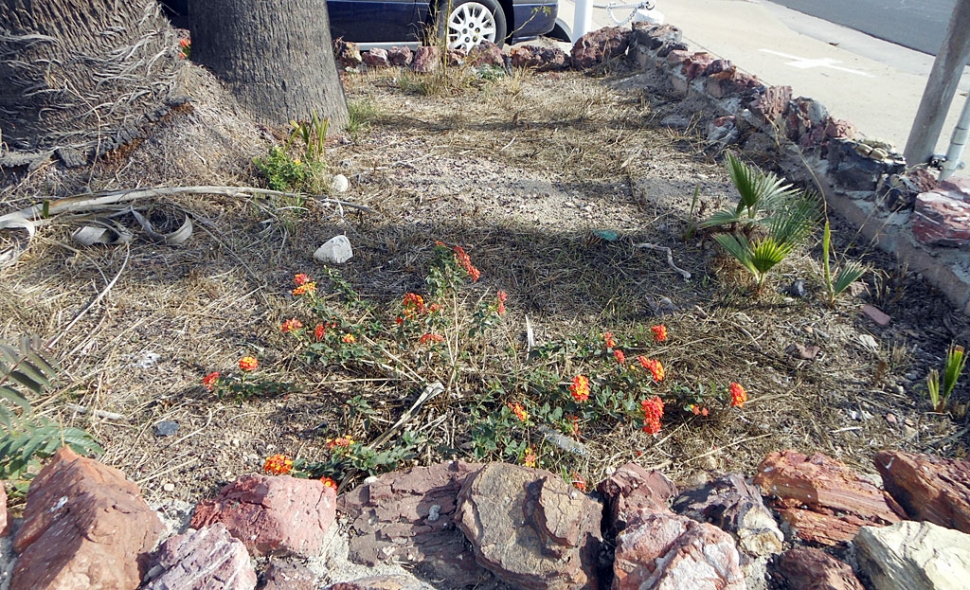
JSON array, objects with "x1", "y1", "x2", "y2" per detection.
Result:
[{"x1": 0, "y1": 336, "x2": 103, "y2": 481}]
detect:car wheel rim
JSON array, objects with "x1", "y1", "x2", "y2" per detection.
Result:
[{"x1": 447, "y1": 3, "x2": 497, "y2": 50}]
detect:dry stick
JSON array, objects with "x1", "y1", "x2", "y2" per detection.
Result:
[
  {"x1": 633, "y1": 242, "x2": 691, "y2": 281},
  {"x1": 65, "y1": 404, "x2": 127, "y2": 422},
  {"x1": 1, "y1": 185, "x2": 375, "y2": 222},
  {"x1": 46, "y1": 243, "x2": 129, "y2": 350}
]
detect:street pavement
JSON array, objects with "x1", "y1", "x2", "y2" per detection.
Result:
[{"x1": 556, "y1": 0, "x2": 970, "y2": 171}]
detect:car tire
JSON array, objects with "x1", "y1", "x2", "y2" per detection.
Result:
[{"x1": 435, "y1": 0, "x2": 508, "y2": 51}]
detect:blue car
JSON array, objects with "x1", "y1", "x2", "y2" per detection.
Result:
[{"x1": 162, "y1": 1, "x2": 566, "y2": 51}]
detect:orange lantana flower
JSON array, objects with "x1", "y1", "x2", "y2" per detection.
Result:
[
  {"x1": 570, "y1": 375, "x2": 590, "y2": 403},
  {"x1": 641, "y1": 396, "x2": 664, "y2": 435},
  {"x1": 238, "y1": 356, "x2": 258, "y2": 372},
  {"x1": 281, "y1": 318, "x2": 303, "y2": 333},
  {"x1": 263, "y1": 454, "x2": 293, "y2": 475},
  {"x1": 202, "y1": 372, "x2": 220, "y2": 391},
  {"x1": 651, "y1": 324, "x2": 668, "y2": 343},
  {"x1": 637, "y1": 357, "x2": 665, "y2": 382},
  {"x1": 508, "y1": 402, "x2": 529, "y2": 423}
]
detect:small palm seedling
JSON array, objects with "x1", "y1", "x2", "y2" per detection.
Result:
[
  {"x1": 700, "y1": 152, "x2": 802, "y2": 232},
  {"x1": 0, "y1": 336, "x2": 103, "y2": 484},
  {"x1": 708, "y1": 156, "x2": 820, "y2": 292},
  {"x1": 926, "y1": 343, "x2": 967, "y2": 413},
  {"x1": 821, "y1": 220, "x2": 866, "y2": 306}
]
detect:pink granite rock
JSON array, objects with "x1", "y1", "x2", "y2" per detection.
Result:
[
  {"x1": 387, "y1": 46, "x2": 414, "y2": 67},
  {"x1": 412, "y1": 46, "x2": 440, "y2": 73},
  {"x1": 143, "y1": 523, "x2": 257, "y2": 590},
  {"x1": 12, "y1": 447, "x2": 164, "y2": 590},
  {"x1": 613, "y1": 510, "x2": 746, "y2": 590},
  {"x1": 913, "y1": 188, "x2": 970, "y2": 247},
  {"x1": 190, "y1": 474, "x2": 336, "y2": 557},
  {"x1": 467, "y1": 41, "x2": 505, "y2": 68},
  {"x1": 363, "y1": 48, "x2": 390, "y2": 68}
]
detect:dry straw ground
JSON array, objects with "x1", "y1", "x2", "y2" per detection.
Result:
[{"x1": 1, "y1": 58, "x2": 968, "y2": 505}]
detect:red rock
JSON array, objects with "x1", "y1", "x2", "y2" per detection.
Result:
[
  {"x1": 860, "y1": 304, "x2": 891, "y2": 326},
  {"x1": 143, "y1": 523, "x2": 256, "y2": 590},
  {"x1": 824, "y1": 118, "x2": 857, "y2": 140},
  {"x1": 706, "y1": 66, "x2": 761, "y2": 99},
  {"x1": 456, "y1": 463, "x2": 603, "y2": 590},
  {"x1": 572, "y1": 26, "x2": 629, "y2": 69},
  {"x1": 467, "y1": 41, "x2": 505, "y2": 68},
  {"x1": 775, "y1": 546, "x2": 865, "y2": 590},
  {"x1": 613, "y1": 511, "x2": 745, "y2": 590},
  {"x1": 387, "y1": 46, "x2": 413, "y2": 68},
  {"x1": 262, "y1": 559, "x2": 318, "y2": 590},
  {"x1": 874, "y1": 450, "x2": 970, "y2": 534},
  {"x1": 190, "y1": 474, "x2": 336, "y2": 558},
  {"x1": 913, "y1": 189, "x2": 970, "y2": 246},
  {"x1": 337, "y1": 461, "x2": 491, "y2": 588},
  {"x1": 411, "y1": 46, "x2": 439, "y2": 74},
  {"x1": 751, "y1": 85, "x2": 793, "y2": 124},
  {"x1": 510, "y1": 46, "x2": 543, "y2": 69},
  {"x1": 754, "y1": 450, "x2": 902, "y2": 546},
  {"x1": 362, "y1": 48, "x2": 390, "y2": 68},
  {"x1": 683, "y1": 52, "x2": 718, "y2": 80},
  {"x1": 596, "y1": 462, "x2": 677, "y2": 537},
  {"x1": 12, "y1": 447, "x2": 164, "y2": 590},
  {"x1": 510, "y1": 46, "x2": 570, "y2": 72}
]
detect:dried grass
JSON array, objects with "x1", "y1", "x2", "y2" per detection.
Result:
[{"x1": 0, "y1": 59, "x2": 968, "y2": 504}]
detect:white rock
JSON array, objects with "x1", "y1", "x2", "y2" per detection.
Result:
[
  {"x1": 330, "y1": 174, "x2": 350, "y2": 193},
  {"x1": 855, "y1": 520, "x2": 970, "y2": 590},
  {"x1": 314, "y1": 235, "x2": 354, "y2": 265}
]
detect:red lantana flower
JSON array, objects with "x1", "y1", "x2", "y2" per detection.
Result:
[
  {"x1": 602, "y1": 332, "x2": 616, "y2": 349},
  {"x1": 508, "y1": 402, "x2": 529, "y2": 422},
  {"x1": 281, "y1": 318, "x2": 303, "y2": 333},
  {"x1": 496, "y1": 290, "x2": 508, "y2": 315},
  {"x1": 637, "y1": 356, "x2": 665, "y2": 382},
  {"x1": 651, "y1": 324, "x2": 668, "y2": 342},
  {"x1": 571, "y1": 472, "x2": 587, "y2": 492},
  {"x1": 294, "y1": 273, "x2": 311, "y2": 286},
  {"x1": 614, "y1": 349, "x2": 626, "y2": 364},
  {"x1": 238, "y1": 356, "x2": 258, "y2": 371},
  {"x1": 202, "y1": 372, "x2": 220, "y2": 391},
  {"x1": 314, "y1": 323, "x2": 326, "y2": 340},
  {"x1": 729, "y1": 382, "x2": 748, "y2": 408},
  {"x1": 641, "y1": 396, "x2": 664, "y2": 435},
  {"x1": 320, "y1": 476, "x2": 337, "y2": 489},
  {"x1": 419, "y1": 333, "x2": 445, "y2": 344}
]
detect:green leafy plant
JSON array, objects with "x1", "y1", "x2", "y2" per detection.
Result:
[
  {"x1": 0, "y1": 336, "x2": 103, "y2": 483},
  {"x1": 246, "y1": 248, "x2": 749, "y2": 488},
  {"x1": 254, "y1": 110, "x2": 329, "y2": 194},
  {"x1": 821, "y1": 220, "x2": 866, "y2": 306},
  {"x1": 927, "y1": 343, "x2": 967, "y2": 413}
]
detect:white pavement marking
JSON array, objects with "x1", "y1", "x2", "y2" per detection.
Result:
[{"x1": 759, "y1": 49, "x2": 875, "y2": 77}]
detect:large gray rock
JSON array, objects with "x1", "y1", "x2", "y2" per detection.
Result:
[
  {"x1": 143, "y1": 523, "x2": 257, "y2": 590},
  {"x1": 456, "y1": 463, "x2": 603, "y2": 590},
  {"x1": 672, "y1": 473, "x2": 783, "y2": 557},
  {"x1": 854, "y1": 520, "x2": 970, "y2": 590},
  {"x1": 613, "y1": 511, "x2": 745, "y2": 590},
  {"x1": 337, "y1": 461, "x2": 492, "y2": 588}
]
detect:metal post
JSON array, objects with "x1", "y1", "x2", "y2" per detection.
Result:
[
  {"x1": 575, "y1": 0, "x2": 594, "y2": 40},
  {"x1": 904, "y1": 0, "x2": 970, "y2": 168},
  {"x1": 940, "y1": 90, "x2": 970, "y2": 180}
]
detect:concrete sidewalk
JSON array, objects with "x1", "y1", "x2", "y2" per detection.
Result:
[{"x1": 558, "y1": 0, "x2": 970, "y2": 170}]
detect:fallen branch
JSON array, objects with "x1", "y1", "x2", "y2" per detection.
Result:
[
  {"x1": 0, "y1": 185, "x2": 376, "y2": 221},
  {"x1": 633, "y1": 242, "x2": 691, "y2": 281}
]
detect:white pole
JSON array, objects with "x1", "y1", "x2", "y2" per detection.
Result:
[
  {"x1": 940, "y1": 89, "x2": 970, "y2": 180},
  {"x1": 575, "y1": 0, "x2": 594, "y2": 40}
]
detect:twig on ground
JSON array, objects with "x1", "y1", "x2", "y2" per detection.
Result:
[
  {"x1": 633, "y1": 242, "x2": 691, "y2": 281},
  {"x1": 65, "y1": 404, "x2": 127, "y2": 421},
  {"x1": 46, "y1": 243, "x2": 130, "y2": 350}
]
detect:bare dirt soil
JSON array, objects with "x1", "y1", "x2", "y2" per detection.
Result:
[{"x1": 1, "y1": 59, "x2": 968, "y2": 508}]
